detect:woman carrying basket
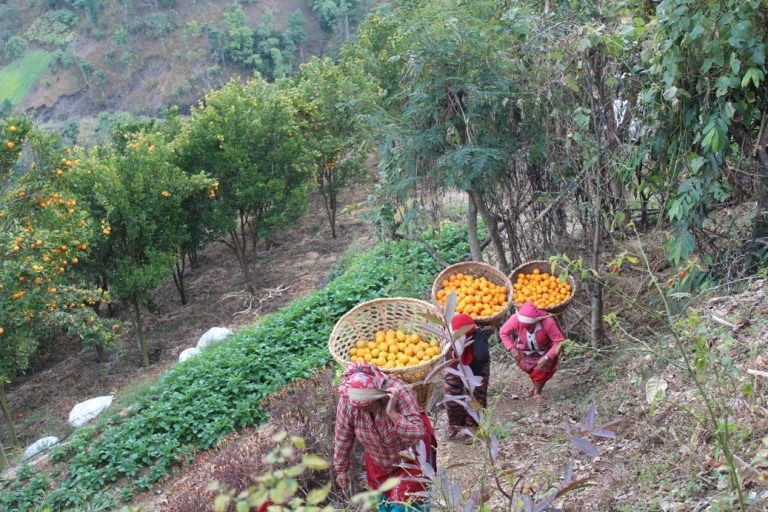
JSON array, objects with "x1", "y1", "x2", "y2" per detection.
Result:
[
  {"x1": 444, "y1": 313, "x2": 491, "y2": 440},
  {"x1": 334, "y1": 362, "x2": 437, "y2": 512},
  {"x1": 499, "y1": 301, "x2": 565, "y2": 403}
]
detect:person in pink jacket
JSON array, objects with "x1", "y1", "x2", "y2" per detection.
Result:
[{"x1": 498, "y1": 301, "x2": 565, "y2": 403}]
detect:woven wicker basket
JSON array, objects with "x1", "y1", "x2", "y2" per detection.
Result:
[
  {"x1": 431, "y1": 261, "x2": 513, "y2": 326},
  {"x1": 509, "y1": 260, "x2": 577, "y2": 315},
  {"x1": 328, "y1": 298, "x2": 448, "y2": 385}
]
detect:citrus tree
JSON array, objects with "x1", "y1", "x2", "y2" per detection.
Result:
[
  {"x1": 0, "y1": 117, "x2": 114, "y2": 452},
  {"x1": 293, "y1": 57, "x2": 374, "y2": 238},
  {"x1": 176, "y1": 77, "x2": 313, "y2": 294},
  {"x1": 66, "y1": 131, "x2": 213, "y2": 366}
]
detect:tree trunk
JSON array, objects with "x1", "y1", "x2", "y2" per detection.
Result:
[
  {"x1": 753, "y1": 177, "x2": 768, "y2": 257},
  {"x1": 589, "y1": 190, "x2": 606, "y2": 348},
  {"x1": 469, "y1": 189, "x2": 509, "y2": 273},
  {"x1": 100, "y1": 271, "x2": 114, "y2": 317},
  {"x1": 172, "y1": 256, "x2": 188, "y2": 305},
  {"x1": 132, "y1": 298, "x2": 150, "y2": 367},
  {"x1": 0, "y1": 382, "x2": 19, "y2": 447},
  {"x1": 227, "y1": 226, "x2": 256, "y2": 295},
  {"x1": 0, "y1": 439, "x2": 7, "y2": 469},
  {"x1": 95, "y1": 342, "x2": 106, "y2": 363},
  {"x1": 586, "y1": 48, "x2": 607, "y2": 347},
  {"x1": 319, "y1": 168, "x2": 338, "y2": 239},
  {"x1": 749, "y1": 117, "x2": 768, "y2": 265},
  {"x1": 467, "y1": 191, "x2": 483, "y2": 262}
]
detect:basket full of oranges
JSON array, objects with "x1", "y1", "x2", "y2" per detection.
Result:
[
  {"x1": 509, "y1": 260, "x2": 577, "y2": 314},
  {"x1": 328, "y1": 297, "x2": 448, "y2": 385},
  {"x1": 431, "y1": 261, "x2": 512, "y2": 326}
]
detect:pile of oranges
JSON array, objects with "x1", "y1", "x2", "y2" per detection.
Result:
[
  {"x1": 512, "y1": 268, "x2": 572, "y2": 308},
  {"x1": 435, "y1": 273, "x2": 509, "y2": 319},
  {"x1": 348, "y1": 330, "x2": 442, "y2": 369}
]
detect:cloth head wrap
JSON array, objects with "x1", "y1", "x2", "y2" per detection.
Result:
[
  {"x1": 450, "y1": 313, "x2": 477, "y2": 335},
  {"x1": 516, "y1": 301, "x2": 547, "y2": 325},
  {"x1": 339, "y1": 362, "x2": 389, "y2": 407}
]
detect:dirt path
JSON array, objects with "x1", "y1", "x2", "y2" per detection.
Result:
[{"x1": 430, "y1": 346, "x2": 597, "y2": 511}]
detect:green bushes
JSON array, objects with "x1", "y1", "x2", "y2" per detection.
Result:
[{"x1": 1, "y1": 224, "x2": 469, "y2": 509}]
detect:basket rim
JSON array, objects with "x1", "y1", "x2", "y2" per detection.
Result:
[
  {"x1": 431, "y1": 261, "x2": 513, "y2": 325},
  {"x1": 327, "y1": 297, "x2": 449, "y2": 381},
  {"x1": 508, "y1": 259, "x2": 577, "y2": 313}
]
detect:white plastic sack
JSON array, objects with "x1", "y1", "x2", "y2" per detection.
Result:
[
  {"x1": 196, "y1": 327, "x2": 232, "y2": 349},
  {"x1": 23, "y1": 436, "x2": 60, "y2": 460},
  {"x1": 68, "y1": 395, "x2": 114, "y2": 427},
  {"x1": 179, "y1": 346, "x2": 201, "y2": 362}
]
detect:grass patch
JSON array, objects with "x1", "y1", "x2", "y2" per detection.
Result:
[{"x1": 0, "y1": 50, "x2": 53, "y2": 105}]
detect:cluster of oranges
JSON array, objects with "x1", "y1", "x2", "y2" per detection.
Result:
[
  {"x1": 348, "y1": 330, "x2": 442, "y2": 369},
  {"x1": 435, "y1": 273, "x2": 509, "y2": 319},
  {"x1": 512, "y1": 268, "x2": 572, "y2": 308}
]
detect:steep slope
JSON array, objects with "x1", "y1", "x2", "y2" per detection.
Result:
[{"x1": 1, "y1": 0, "x2": 327, "y2": 122}]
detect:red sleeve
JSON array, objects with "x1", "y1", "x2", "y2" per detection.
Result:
[
  {"x1": 333, "y1": 398, "x2": 355, "y2": 475},
  {"x1": 499, "y1": 315, "x2": 519, "y2": 350},
  {"x1": 542, "y1": 317, "x2": 565, "y2": 359}
]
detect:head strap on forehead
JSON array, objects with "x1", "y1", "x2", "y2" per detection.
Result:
[{"x1": 340, "y1": 362, "x2": 389, "y2": 407}]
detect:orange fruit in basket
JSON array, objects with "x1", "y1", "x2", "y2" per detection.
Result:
[
  {"x1": 347, "y1": 330, "x2": 441, "y2": 368},
  {"x1": 512, "y1": 270, "x2": 572, "y2": 308},
  {"x1": 435, "y1": 273, "x2": 508, "y2": 319}
]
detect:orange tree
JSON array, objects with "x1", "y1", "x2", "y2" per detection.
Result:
[
  {"x1": 0, "y1": 117, "x2": 114, "y2": 454},
  {"x1": 292, "y1": 57, "x2": 375, "y2": 238},
  {"x1": 175, "y1": 76, "x2": 313, "y2": 294},
  {"x1": 65, "y1": 131, "x2": 213, "y2": 367}
]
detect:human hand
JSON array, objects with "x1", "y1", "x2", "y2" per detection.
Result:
[
  {"x1": 386, "y1": 388, "x2": 401, "y2": 417},
  {"x1": 336, "y1": 471, "x2": 349, "y2": 489},
  {"x1": 508, "y1": 347, "x2": 521, "y2": 360},
  {"x1": 534, "y1": 355, "x2": 550, "y2": 369}
]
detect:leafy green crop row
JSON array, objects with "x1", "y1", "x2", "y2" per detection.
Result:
[{"x1": 1, "y1": 224, "x2": 469, "y2": 510}]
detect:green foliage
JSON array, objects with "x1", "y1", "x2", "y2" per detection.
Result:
[
  {"x1": 25, "y1": 9, "x2": 79, "y2": 46},
  {"x1": 286, "y1": 10, "x2": 307, "y2": 48},
  {"x1": 0, "y1": 50, "x2": 54, "y2": 106},
  {"x1": 0, "y1": 463, "x2": 51, "y2": 511},
  {"x1": 222, "y1": 6, "x2": 256, "y2": 67},
  {"x1": 292, "y1": 56, "x2": 375, "y2": 236},
  {"x1": 310, "y1": 0, "x2": 365, "y2": 32},
  {"x1": 176, "y1": 77, "x2": 312, "y2": 251},
  {"x1": 641, "y1": 0, "x2": 768, "y2": 265},
  {"x1": 3, "y1": 36, "x2": 28, "y2": 60},
  {"x1": 7, "y1": 224, "x2": 467, "y2": 508},
  {"x1": 68, "y1": 133, "x2": 211, "y2": 307},
  {"x1": 1, "y1": 117, "x2": 115, "y2": 384}
]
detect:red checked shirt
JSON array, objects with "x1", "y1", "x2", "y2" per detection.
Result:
[{"x1": 333, "y1": 384, "x2": 426, "y2": 476}]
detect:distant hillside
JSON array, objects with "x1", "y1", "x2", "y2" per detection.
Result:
[{"x1": 0, "y1": 0, "x2": 370, "y2": 133}]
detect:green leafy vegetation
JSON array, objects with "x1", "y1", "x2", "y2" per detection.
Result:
[
  {"x1": 0, "y1": 50, "x2": 53, "y2": 105},
  {"x1": 0, "y1": 224, "x2": 468, "y2": 508}
]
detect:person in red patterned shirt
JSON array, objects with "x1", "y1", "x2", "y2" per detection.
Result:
[
  {"x1": 333, "y1": 362, "x2": 436, "y2": 511},
  {"x1": 498, "y1": 301, "x2": 565, "y2": 403}
]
